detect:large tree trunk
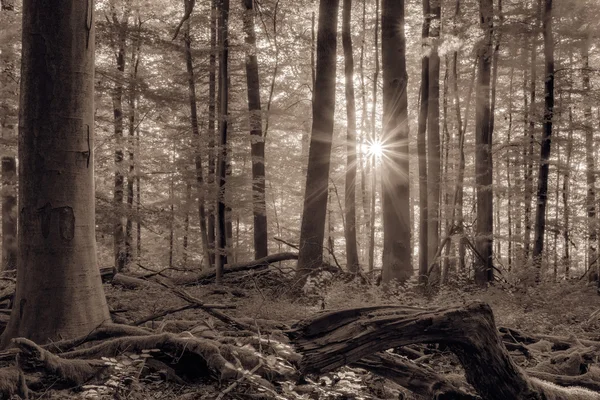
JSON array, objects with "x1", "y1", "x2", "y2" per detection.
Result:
[
  {"x1": 532, "y1": 0, "x2": 554, "y2": 279},
  {"x1": 296, "y1": 0, "x2": 340, "y2": 274},
  {"x1": 0, "y1": 0, "x2": 17, "y2": 272},
  {"x1": 417, "y1": 0, "x2": 430, "y2": 285},
  {"x1": 215, "y1": 0, "x2": 230, "y2": 282},
  {"x1": 426, "y1": 0, "x2": 441, "y2": 284},
  {"x1": 242, "y1": 0, "x2": 269, "y2": 261},
  {"x1": 368, "y1": 0, "x2": 379, "y2": 273},
  {"x1": 474, "y1": 0, "x2": 494, "y2": 285},
  {"x1": 380, "y1": 0, "x2": 411, "y2": 283},
  {"x1": 341, "y1": 0, "x2": 360, "y2": 273},
  {"x1": 1, "y1": 0, "x2": 110, "y2": 346},
  {"x1": 111, "y1": 9, "x2": 129, "y2": 273},
  {"x1": 183, "y1": 17, "x2": 212, "y2": 268}
]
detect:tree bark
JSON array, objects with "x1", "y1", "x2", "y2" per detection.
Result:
[
  {"x1": 242, "y1": 0, "x2": 269, "y2": 261},
  {"x1": 183, "y1": 16, "x2": 212, "y2": 268},
  {"x1": 368, "y1": 0, "x2": 379, "y2": 273},
  {"x1": 1, "y1": 0, "x2": 110, "y2": 346},
  {"x1": 1, "y1": 158, "x2": 16, "y2": 271},
  {"x1": 532, "y1": 0, "x2": 554, "y2": 280},
  {"x1": 215, "y1": 0, "x2": 230, "y2": 283},
  {"x1": 342, "y1": 0, "x2": 360, "y2": 273},
  {"x1": 524, "y1": 0, "x2": 542, "y2": 261},
  {"x1": 380, "y1": 0, "x2": 411, "y2": 284},
  {"x1": 582, "y1": 36, "x2": 596, "y2": 271},
  {"x1": 474, "y1": 0, "x2": 494, "y2": 285},
  {"x1": 426, "y1": 0, "x2": 441, "y2": 285},
  {"x1": 297, "y1": 0, "x2": 340, "y2": 274},
  {"x1": 417, "y1": 0, "x2": 430, "y2": 285},
  {"x1": 0, "y1": 0, "x2": 17, "y2": 272},
  {"x1": 207, "y1": 0, "x2": 217, "y2": 268},
  {"x1": 111, "y1": 9, "x2": 129, "y2": 273},
  {"x1": 125, "y1": 19, "x2": 141, "y2": 268}
]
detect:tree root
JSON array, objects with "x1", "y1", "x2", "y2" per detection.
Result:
[{"x1": 15, "y1": 338, "x2": 109, "y2": 387}]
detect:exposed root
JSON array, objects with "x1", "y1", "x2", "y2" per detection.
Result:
[
  {"x1": 0, "y1": 366, "x2": 28, "y2": 399},
  {"x1": 15, "y1": 338, "x2": 108, "y2": 386}
]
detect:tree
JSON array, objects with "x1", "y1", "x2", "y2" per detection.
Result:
[
  {"x1": 1, "y1": 0, "x2": 110, "y2": 346},
  {"x1": 417, "y1": 0, "x2": 430, "y2": 285},
  {"x1": 427, "y1": 0, "x2": 441, "y2": 284},
  {"x1": 242, "y1": 0, "x2": 269, "y2": 261},
  {"x1": 381, "y1": 0, "x2": 411, "y2": 284},
  {"x1": 0, "y1": 0, "x2": 17, "y2": 272},
  {"x1": 215, "y1": 0, "x2": 230, "y2": 282},
  {"x1": 110, "y1": 6, "x2": 130, "y2": 272},
  {"x1": 532, "y1": 0, "x2": 554, "y2": 279},
  {"x1": 297, "y1": 0, "x2": 340, "y2": 274},
  {"x1": 582, "y1": 36, "x2": 596, "y2": 270},
  {"x1": 182, "y1": 11, "x2": 212, "y2": 267},
  {"x1": 474, "y1": 0, "x2": 494, "y2": 285},
  {"x1": 342, "y1": 0, "x2": 360, "y2": 273}
]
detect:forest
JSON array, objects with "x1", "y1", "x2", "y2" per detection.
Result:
[{"x1": 2, "y1": 0, "x2": 600, "y2": 398}]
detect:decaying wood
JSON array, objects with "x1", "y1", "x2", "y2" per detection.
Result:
[
  {"x1": 175, "y1": 252, "x2": 299, "y2": 285},
  {"x1": 288, "y1": 302, "x2": 600, "y2": 400},
  {"x1": 353, "y1": 353, "x2": 480, "y2": 400}
]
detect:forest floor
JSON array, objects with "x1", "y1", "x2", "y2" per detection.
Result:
[{"x1": 3, "y1": 263, "x2": 600, "y2": 399}]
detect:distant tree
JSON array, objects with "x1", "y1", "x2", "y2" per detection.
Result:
[
  {"x1": 381, "y1": 0, "x2": 411, "y2": 284},
  {"x1": 297, "y1": 0, "x2": 340, "y2": 274},
  {"x1": 532, "y1": 0, "x2": 554, "y2": 280},
  {"x1": 182, "y1": 12, "x2": 212, "y2": 267},
  {"x1": 242, "y1": 0, "x2": 269, "y2": 260},
  {"x1": 110, "y1": 5, "x2": 130, "y2": 272},
  {"x1": 1, "y1": 0, "x2": 110, "y2": 346},
  {"x1": 342, "y1": 0, "x2": 360, "y2": 273},
  {"x1": 474, "y1": 0, "x2": 494, "y2": 285}
]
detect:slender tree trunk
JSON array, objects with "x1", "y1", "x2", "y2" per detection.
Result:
[
  {"x1": 474, "y1": 0, "x2": 494, "y2": 285},
  {"x1": 0, "y1": 0, "x2": 17, "y2": 272},
  {"x1": 582, "y1": 36, "x2": 596, "y2": 270},
  {"x1": 1, "y1": 0, "x2": 110, "y2": 346},
  {"x1": 524, "y1": 0, "x2": 542, "y2": 261},
  {"x1": 242, "y1": 0, "x2": 269, "y2": 260},
  {"x1": 184, "y1": 18, "x2": 212, "y2": 268},
  {"x1": 297, "y1": 0, "x2": 340, "y2": 274},
  {"x1": 169, "y1": 173, "x2": 175, "y2": 268},
  {"x1": 136, "y1": 122, "x2": 141, "y2": 260},
  {"x1": 112, "y1": 9, "x2": 129, "y2": 272},
  {"x1": 125, "y1": 21, "x2": 141, "y2": 268},
  {"x1": 342, "y1": 0, "x2": 360, "y2": 273},
  {"x1": 563, "y1": 90, "x2": 574, "y2": 277},
  {"x1": 417, "y1": 0, "x2": 430, "y2": 284},
  {"x1": 381, "y1": 0, "x2": 411, "y2": 284},
  {"x1": 358, "y1": 0, "x2": 368, "y2": 265},
  {"x1": 426, "y1": 0, "x2": 441, "y2": 284},
  {"x1": 368, "y1": 0, "x2": 380, "y2": 273},
  {"x1": 183, "y1": 182, "x2": 190, "y2": 264},
  {"x1": 207, "y1": 0, "x2": 217, "y2": 267},
  {"x1": 215, "y1": 0, "x2": 230, "y2": 283},
  {"x1": 506, "y1": 47, "x2": 515, "y2": 271},
  {"x1": 532, "y1": 0, "x2": 554, "y2": 281}
]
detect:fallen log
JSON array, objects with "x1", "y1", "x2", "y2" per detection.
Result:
[
  {"x1": 174, "y1": 252, "x2": 299, "y2": 285},
  {"x1": 287, "y1": 302, "x2": 600, "y2": 400}
]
